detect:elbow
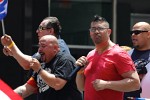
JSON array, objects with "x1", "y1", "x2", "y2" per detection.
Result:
[
  {"x1": 22, "y1": 66, "x2": 30, "y2": 70},
  {"x1": 53, "y1": 81, "x2": 66, "y2": 91},
  {"x1": 77, "y1": 84, "x2": 84, "y2": 92},
  {"x1": 53, "y1": 84, "x2": 64, "y2": 90},
  {"x1": 20, "y1": 64, "x2": 31, "y2": 70}
]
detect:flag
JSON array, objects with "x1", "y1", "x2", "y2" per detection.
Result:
[
  {"x1": 0, "y1": 79, "x2": 23, "y2": 100},
  {"x1": 135, "y1": 98, "x2": 150, "y2": 100},
  {"x1": 0, "y1": 0, "x2": 8, "y2": 20}
]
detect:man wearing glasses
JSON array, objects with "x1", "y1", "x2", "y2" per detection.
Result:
[
  {"x1": 75, "y1": 15, "x2": 140, "y2": 100},
  {"x1": 124, "y1": 22, "x2": 150, "y2": 99},
  {"x1": 1, "y1": 35, "x2": 82, "y2": 100},
  {"x1": 1, "y1": 17, "x2": 83, "y2": 99},
  {"x1": 1, "y1": 16, "x2": 70, "y2": 70}
]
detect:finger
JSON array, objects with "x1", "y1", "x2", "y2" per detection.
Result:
[
  {"x1": 30, "y1": 62, "x2": 34, "y2": 67},
  {"x1": 80, "y1": 56, "x2": 88, "y2": 65},
  {"x1": 4, "y1": 46, "x2": 13, "y2": 56},
  {"x1": 76, "y1": 60, "x2": 84, "y2": 66},
  {"x1": 3, "y1": 48, "x2": 9, "y2": 56},
  {"x1": 32, "y1": 58, "x2": 38, "y2": 62}
]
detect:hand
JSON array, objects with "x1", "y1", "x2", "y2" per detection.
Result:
[
  {"x1": 1, "y1": 34, "x2": 13, "y2": 46},
  {"x1": 75, "y1": 56, "x2": 88, "y2": 67},
  {"x1": 92, "y1": 79, "x2": 108, "y2": 91},
  {"x1": 3, "y1": 46, "x2": 13, "y2": 56},
  {"x1": 30, "y1": 58, "x2": 41, "y2": 72}
]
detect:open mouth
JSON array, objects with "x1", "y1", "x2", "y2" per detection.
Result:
[
  {"x1": 132, "y1": 39, "x2": 137, "y2": 43},
  {"x1": 39, "y1": 52, "x2": 45, "y2": 61}
]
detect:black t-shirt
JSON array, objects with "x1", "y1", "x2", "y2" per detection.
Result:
[
  {"x1": 124, "y1": 49, "x2": 150, "y2": 99},
  {"x1": 131, "y1": 49, "x2": 150, "y2": 61},
  {"x1": 34, "y1": 52, "x2": 82, "y2": 100}
]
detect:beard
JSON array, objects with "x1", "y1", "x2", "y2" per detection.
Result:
[
  {"x1": 133, "y1": 45, "x2": 139, "y2": 49},
  {"x1": 91, "y1": 34, "x2": 102, "y2": 44}
]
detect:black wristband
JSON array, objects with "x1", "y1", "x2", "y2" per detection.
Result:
[{"x1": 37, "y1": 68, "x2": 42, "y2": 74}]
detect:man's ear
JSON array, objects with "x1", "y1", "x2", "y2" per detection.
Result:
[
  {"x1": 108, "y1": 29, "x2": 112, "y2": 35},
  {"x1": 48, "y1": 28, "x2": 55, "y2": 35},
  {"x1": 147, "y1": 31, "x2": 150, "y2": 38}
]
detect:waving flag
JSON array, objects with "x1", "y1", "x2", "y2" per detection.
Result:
[
  {"x1": 0, "y1": 0, "x2": 8, "y2": 20},
  {"x1": 0, "y1": 79, "x2": 23, "y2": 100}
]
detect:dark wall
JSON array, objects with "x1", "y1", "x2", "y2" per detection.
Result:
[
  {"x1": 0, "y1": 0, "x2": 25, "y2": 89},
  {"x1": 117, "y1": 3, "x2": 132, "y2": 46}
]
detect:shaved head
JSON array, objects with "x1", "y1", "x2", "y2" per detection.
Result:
[
  {"x1": 40, "y1": 35, "x2": 58, "y2": 46},
  {"x1": 38, "y1": 35, "x2": 59, "y2": 62},
  {"x1": 133, "y1": 22, "x2": 150, "y2": 31}
]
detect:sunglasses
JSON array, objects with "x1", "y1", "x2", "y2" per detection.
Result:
[
  {"x1": 37, "y1": 26, "x2": 51, "y2": 31},
  {"x1": 130, "y1": 30, "x2": 148, "y2": 35}
]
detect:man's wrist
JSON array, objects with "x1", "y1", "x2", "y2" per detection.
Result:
[
  {"x1": 37, "y1": 68, "x2": 42, "y2": 74},
  {"x1": 8, "y1": 41, "x2": 15, "y2": 48},
  {"x1": 77, "y1": 70, "x2": 84, "y2": 74}
]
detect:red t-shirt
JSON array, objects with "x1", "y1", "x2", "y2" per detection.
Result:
[{"x1": 84, "y1": 45, "x2": 135, "y2": 100}]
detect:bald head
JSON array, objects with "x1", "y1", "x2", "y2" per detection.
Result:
[
  {"x1": 133, "y1": 22, "x2": 150, "y2": 31},
  {"x1": 131, "y1": 21, "x2": 150, "y2": 50},
  {"x1": 40, "y1": 35, "x2": 58, "y2": 45},
  {"x1": 38, "y1": 35, "x2": 60, "y2": 62}
]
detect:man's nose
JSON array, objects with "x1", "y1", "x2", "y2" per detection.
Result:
[{"x1": 36, "y1": 29, "x2": 40, "y2": 33}]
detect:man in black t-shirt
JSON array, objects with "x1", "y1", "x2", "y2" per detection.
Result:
[
  {"x1": 12, "y1": 35, "x2": 82, "y2": 100},
  {"x1": 124, "y1": 22, "x2": 150, "y2": 99}
]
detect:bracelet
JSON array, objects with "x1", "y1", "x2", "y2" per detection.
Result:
[
  {"x1": 77, "y1": 70, "x2": 84, "y2": 74},
  {"x1": 8, "y1": 41, "x2": 15, "y2": 48},
  {"x1": 37, "y1": 68, "x2": 42, "y2": 74}
]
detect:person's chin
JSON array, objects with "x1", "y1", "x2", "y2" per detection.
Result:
[
  {"x1": 41, "y1": 55, "x2": 45, "y2": 62},
  {"x1": 133, "y1": 45, "x2": 139, "y2": 49}
]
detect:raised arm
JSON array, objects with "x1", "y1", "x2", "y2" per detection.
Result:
[{"x1": 1, "y1": 34, "x2": 32, "y2": 70}]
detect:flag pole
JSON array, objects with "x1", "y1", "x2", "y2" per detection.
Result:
[{"x1": 1, "y1": 19, "x2": 5, "y2": 35}]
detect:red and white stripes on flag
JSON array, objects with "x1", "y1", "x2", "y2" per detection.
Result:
[{"x1": 0, "y1": 79, "x2": 23, "y2": 100}]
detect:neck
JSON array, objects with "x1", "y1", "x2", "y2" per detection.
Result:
[{"x1": 96, "y1": 40, "x2": 115, "y2": 54}]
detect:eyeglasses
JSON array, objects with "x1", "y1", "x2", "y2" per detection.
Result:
[
  {"x1": 89, "y1": 27, "x2": 108, "y2": 32},
  {"x1": 130, "y1": 30, "x2": 148, "y2": 35},
  {"x1": 37, "y1": 26, "x2": 51, "y2": 31}
]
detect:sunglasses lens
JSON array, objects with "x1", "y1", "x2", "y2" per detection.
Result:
[
  {"x1": 130, "y1": 30, "x2": 148, "y2": 35},
  {"x1": 134, "y1": 31, "x2": 141, "y2": 35}
]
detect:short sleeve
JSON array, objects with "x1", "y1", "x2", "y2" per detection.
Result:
[
  {"x1": 115, "y1": 52, "x2": 136, "y2": 75},
  {"x1": 54, "y1": 59, "x2": 75, "y2": 80}
]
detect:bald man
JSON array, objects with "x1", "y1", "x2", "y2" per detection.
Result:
[
  {"x1": 7, "y1": 35, "x2": 82, "y2": 100},
  {"x1": 124, "y1": 22, "x2": 150, "y2": 99}
]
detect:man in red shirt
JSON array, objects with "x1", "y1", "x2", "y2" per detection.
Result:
[{"x1": 75, "y1": 15, "x2": 140, "y2": 100}]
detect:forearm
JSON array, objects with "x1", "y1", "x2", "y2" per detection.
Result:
[
  {"x1": 76, "y1": 72, "x2": 85, "y2": 91},
  {"x1": 105, "y1": 78, "x2": 140, "y2": 92},
  {"x1": 14, "y1": 85, "x2": 34, "y2": 98},
  {"x1": 38, "y1": 69, "x2": 66, "y2": 90},
  {"x1": 10, "y1": 44, "x2": 32, "y2": 70}
]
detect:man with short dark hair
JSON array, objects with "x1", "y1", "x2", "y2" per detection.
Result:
[{"x1": 75, "y1": 15, "x2": 140, "y2": 100}]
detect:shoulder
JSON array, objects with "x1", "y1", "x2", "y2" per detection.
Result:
[
  {"x1": 128, "y1": 48, "x2": 134, "y2": 55},
  {"x1": 110, "y1": 45, "x2": 132, "y2": 59},
  {"x1": 56, "y1": 52, "x2": 76, "y2": 62},
  {"x1": 86, "y1": 49, "x2": 96, "y2": 59}
]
